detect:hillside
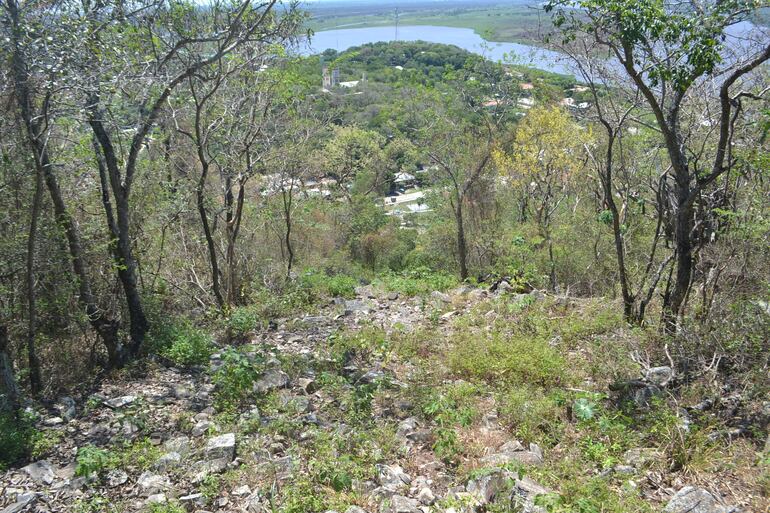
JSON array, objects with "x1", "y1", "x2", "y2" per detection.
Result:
[
  {"x1": 2, "y1": 284, "x2": 766, "y2": 513},
  {"x1": 1, "y1": 1, "x2": 768, "y2": 513}
]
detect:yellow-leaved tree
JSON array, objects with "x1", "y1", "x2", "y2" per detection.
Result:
[{"x1": 494, "y1": 106, "x2": 591, "y2": 290}]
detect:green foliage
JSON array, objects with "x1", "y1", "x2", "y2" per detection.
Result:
[
  {"x1": 115, "y1": 438, "x2": 162, "y2": 471},
  {"x1": 73, "y1": 494, "x2": 122, "y2": 513},
  {"x1": 420, "y1": 383, "x2": 479, "y2": 462},
  {"x1": 213, "y1": 348, "x2": 264, "y2": 413},
  {"x1": 147, "y1": 318, "x2": 214, "y2": 367},
  {"x1": 299, "y1": 268, "x2": 358, "y2": 298},
  {"x1": 147, "y1": 502, "x2": 185, "y2": 513},
  {"x1": 0, "y1": 411, "x2": 37, "y2": 470},
  {"x1": 534, "y1": 476, "x2": 653, "y2": 513},
  {"x1": 448, "y1": 329, "x2": 566, "y2": 387},
  {"x1": 376, "y1": 266, "x2": 458, "y2": 296},
  {"x1": 573, "y1": 397, "x2": 598, "y2": 422},
  {"x1": 226, "y1": 306, "x2": 260, "y2": 342},
  {"x1": 498, "y1": 386, "x2": 565, "y2": 446},
  {"x1": 75, "y1": 446, "x2": 115, "y2": 477},
  {"x1": 30, "y1": 429, "x2": 64, "y2": 460}
]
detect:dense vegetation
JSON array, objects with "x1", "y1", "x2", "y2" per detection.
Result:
[{"x1": 0, "y1": 0, "x2": 768, "y2": 512}]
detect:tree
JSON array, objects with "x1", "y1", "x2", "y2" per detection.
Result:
[
  {"x1": 3, "y1": 0, "x2": 122, "y2": 365},
  {"x1": 557, "y1": 40, "x2": 674, "y2": 323},
  {"x1": 419, "y1": 58, "x2": 517, "y2": 281},
  {"x1": 322, "y1": 126, "x2": 386, "y2": 202},
  {"x1": 546, "y1": 0, "x2": 770, "y2": 330},
  {"x1": 496, "y1": 106, "x2": 589, "y2": 290},
  {"x1": 81, "y1": 0, "x2": 298, "y2": 354}
]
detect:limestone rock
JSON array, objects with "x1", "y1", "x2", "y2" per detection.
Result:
[
  {"x1": 384, "y1": 495, "x2": 420, "y2": 513},
  {"x1": 136, "y1": 472, "x2": 170, "y2": 496},
  {"x1": 480, "y1": 440, "x2": 543, "y2": 467},
  {"x1": 163, "y1": 436, "x2": 191, "y2": 456},
  {"x1": 623, "y1": 448, "x2": 663, "y2": 468},
  {"x1": 645, "y1": 366, "x2": 674, "y2": 387},
  {"x1": 106, "y1": 469, "x2": 128, "y2": 487},
  {"x1": 466, "y1": 470, "x2": 511, "y2": 504},
  {"x1": 155, "y1": 451, "x2": 182, "y2": 471},
  {"x1": 1, "y1": 493, "x2": 37, "y2": 513},
  {"x1": 376, "y1": 464, "x2": 411, "y2": 492},
  {"x1": 663, "y1": 487, "x2": 731, "y2": 513},
  {"x1": 205, "y1": 433, "x2": 236, "y2": 461},
  {"x1": 105, "y1": 395, "x2": 136, "y2": 409},
  {"x1": 254, "y1": 369, "x2": 290, "y2": 394},
  {"x1": 417, "y1": 487, "x2": 436, "y2": 505},
  {"x1": 21, "y1": 460, "x2": 56, "y2": 485}
]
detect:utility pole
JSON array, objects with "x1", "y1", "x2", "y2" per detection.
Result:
[{"x1": 395, "y1": 8, "x2": 399, "y2": 41}]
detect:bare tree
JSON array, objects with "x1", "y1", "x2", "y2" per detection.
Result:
[
  {"x1": 3, "y1": 0, "x2": 123, "y2": 365},
  {"x1": 81, "y1": 0, "x2": 299, "y2": 351},
  {"x1": 546, "y1": 0, "x2": 770, "y2": 330}
]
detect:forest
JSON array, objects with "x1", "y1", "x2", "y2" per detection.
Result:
[{"x1": 0, "y1": 1, "x2": 768, "y2": 513}]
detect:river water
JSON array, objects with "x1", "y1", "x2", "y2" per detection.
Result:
[
  {"x1": 298, "y1": 25, "x2": 573, "y2": 75},
  {"x1": 297, "y1": 21, "x2": 766, "y2": 77}
]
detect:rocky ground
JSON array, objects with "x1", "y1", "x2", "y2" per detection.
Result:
[{"x1": 0, "y1": 285, "x2": 751, "y2": 513}]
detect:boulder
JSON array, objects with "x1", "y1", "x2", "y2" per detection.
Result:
[
  {"x1": 1, "y1": 493, "x2": 37, "y2": 513},
  {"x1": 664, "y1": 487, "x2": 731, "y2": 513},
  {"x1": 254, "y1": 369, "x2": 290, "y2": 394},
  {"x1": 511, "y1": 476, "x2": 549, "y2": 513},
  {"x1": 466, "y1": 470, "x2": 512, "y2": 504},
  {"x1": 154, "y1": 452, "x2": 182, "y2": 471},
  {"x1": 204, "y1": 433, "x2": 236, "y2": 462},
  {"x1": 106, "y1": 469, "x2": 128, "y2": 487},
  {"x1": 376, "y1": 464, "x2": 411, "y2": 492},
  {"x1": 105, "y1": 395, "x2": 136, "y2": 409},
  {"x1": 623, "y1": 448, "x2": 663, "y2": 468},
  {"x1": 645, "y1": 366, "x2": 674, "y2": 387},
  {"x1": 163, "y1": 436, "x2": 191, "y2": 456},
  {"x1": 21, "y1": 460, "x2": 56, "y2": 485},
  {"x1": 417, "y1": 487, "x2": 436, "y2": 505},
  {"x1": 430, "y1": 291, "x2": 451, "y2": 303},
  {"x1": 384, "y1": 495, "x2": 420, "y2": 513},
  {"x1": 136, "y1": 472, "x2": 170, "y2": 496},
  {"x1": 480, "y1": 440, "x2": 543, "y2": 467}
]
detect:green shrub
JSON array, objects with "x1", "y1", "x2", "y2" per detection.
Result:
[
  {"x1": 376, "y1": 266, "x2": 457, "y2": 296},
  {"x1": 498, "y1": 386, "x2": 565, "y2": 446},
  {"x1": 448, "y1": 330, "x2": 566, "y2": 387},
  {"x1": 420, "y1": 383, "x2": 479, "y2": 462},
  {"x1": 148, "y1": 502, "x2": 185, "y2": 513},
  {"x1": 213, "y1": 348, "x2": 264, "y2": 412},
  {"x1": 75, "y1": 446, "x2": 115, "y2": 477},
  {"x1": 226, "y1": 306, "x2": 260, "y2": 342},
  {"x1": 158, "y1": 321, "x2": 214, "y2": 366},
  {"x1": 0, "y1": 411, "x2": 36, "y2": 470},
  {"x1": 299, "y1": 268, "x2": 358, "y2": 298}
]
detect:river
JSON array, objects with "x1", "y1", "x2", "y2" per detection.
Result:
[
  {"x1": 298, "y1": 25, "x2": 573, "y2": 75},
  {"x1": 297, "y1": 21, "x2": 767, "y2": 77}
]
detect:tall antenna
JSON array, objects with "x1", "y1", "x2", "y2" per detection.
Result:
[{"x1": 394, "y1": 8, "x2": 399, "y2": 41}]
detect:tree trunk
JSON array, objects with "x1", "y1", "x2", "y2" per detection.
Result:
[
  {"x1": 87, "y1": 105, "x2": 148, "y2": 356},
  {"x1": 25, "y1": 163, "x2": 43, "y2": 394},
  {"x1": 455, "y1": 199, "x2": 469, "y2": 281},
  {"x1": 663, "y1": 167, "x2": 694, "y2": 333},
  {"x1": 7, "y1": 0, "x2": 122, "y2": 367},
  {"x1": 601, "y1": 132, "x2": 636, "y2": 322},
  {"x1": 282, "y1": 185, "x2": 295, "y2": 278},
  {"x1": 197, "y1": 164, "x2": 224, "y2": 309},
  {"x1": 0, "y1": 326, "x2": 20, "y2": 413}
]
